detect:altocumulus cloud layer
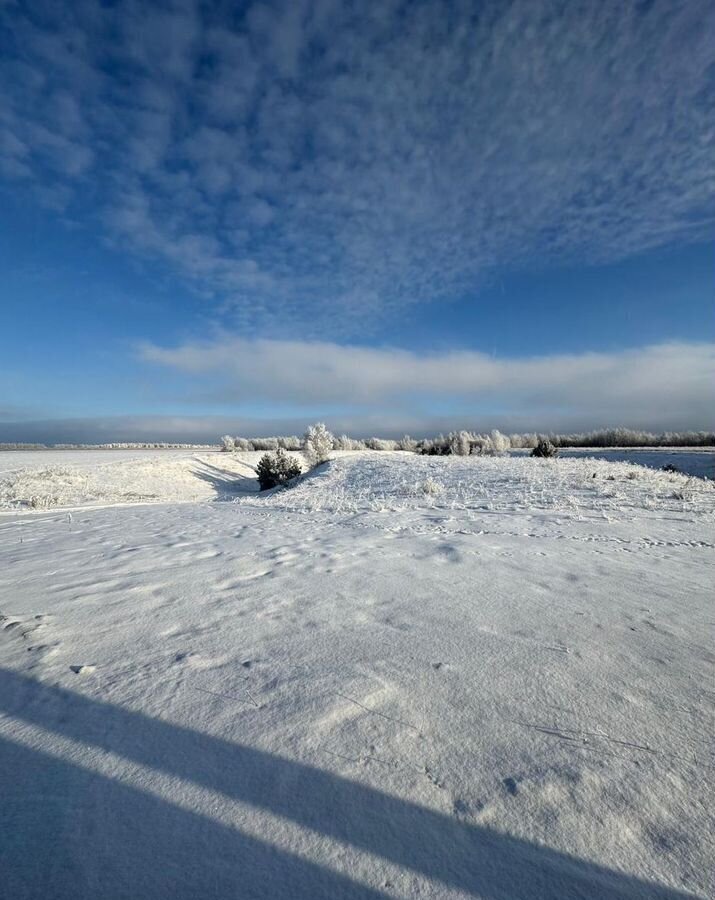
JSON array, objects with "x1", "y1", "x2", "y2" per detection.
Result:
[
  {"x1": 1, "y1": 0, "x2": 714, "y2": 333},
  {"x1": 140, "y1": 337, "x2": 715, "y2": 433}
]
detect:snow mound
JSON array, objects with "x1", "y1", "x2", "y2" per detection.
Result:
[{"x1": 237, "y1": 453, "x2": 715, "y2": 518}]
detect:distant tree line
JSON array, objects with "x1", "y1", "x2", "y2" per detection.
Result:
[
  {"x1": 3, "y1": 428, "x2": 712, "y2": 455},
  {"x1": 544, "y1": 428, "x2": 715, "y2": 448},
  {"x1": 220, "y1": 427, "x2": 715, "y2": 456},
  {"x1": 0, "y1": 442, "x2": 216, "y2": 450}
]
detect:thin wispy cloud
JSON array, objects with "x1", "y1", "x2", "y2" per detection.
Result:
[
  {"x1": 139, "y1": 337, "x2": 715, "y2": 432},
  {"x1": 1, "y1": 0, "x2": 713, "y2": 334}
]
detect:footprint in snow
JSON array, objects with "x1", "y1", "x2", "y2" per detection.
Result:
[
  {"x1": 424, "y1": 766, "x2": 445, "y2": 789},
  {"x1": 69, "y1": 664, "x2": 96, "y2": 675},
  {"x1": 502, "y1": 776, "x2": 520, "y2": 796}
]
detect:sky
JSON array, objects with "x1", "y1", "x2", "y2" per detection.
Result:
[{"x1": 1, "y1": 0, "x2": 714, "y2": 443}]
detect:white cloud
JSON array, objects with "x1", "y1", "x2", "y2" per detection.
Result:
[
  {"x1": 139, "y1": 337, "x2": 715, "y2": 432},
  {"x1": 0, "y1": 0, "x2": 713, "y2": 333}
]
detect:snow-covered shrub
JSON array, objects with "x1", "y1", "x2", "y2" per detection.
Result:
[
  {"x1": 419, "y1": 434, "x2": 450, "y2": 455},
  {"x1": 277, "y1": 435, "x2": 302, "y2": 451},
  {"x1": 29, "y1": 494, "x2": 57, "y2": 509},
  {"x1": 234, "y1": 437, "x2": 252, "y2": 451},
  {"x1": 420, "y1": 478, "x2": 443, "y2": 496},
  {"x1": 256, "y1": 449, "x2": 302, "y2": 491},
  {"x1": 448, "y1": 431, "x2": 472, "y2": 456},
  {"x1": 531, "y1": 439, "x2": 558, "y2": 458},
  {"x1": 220, "y1": 435, "x2": 235, "y2": 452},
  {"x1": 333, "y1": 434, "x2": 366, "y2": 451},
  {"x1": 304, "y1": 423, "x2": 334, "y2": 466},
  {"x1": 470, "y1": 434, "x2": 494, "y2": 455},
  {"x1": 396, "y1": 435, "x2": 418, "y2": 452},
  {"x1": 251, "y1": 437, "x2": 280, "y2": 451},
  {"x1": 365, "y1": 437, "x2": 398, "y2": 451},
  {"x1": 490, "y1": 430, "x2": 511, "y2": 453},
  {"x1": 670, "y1": 479, "x2": 696, "y2": 501}
]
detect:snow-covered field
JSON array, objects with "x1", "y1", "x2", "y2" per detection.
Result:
[{"x1": 1, "y1": 451, "x2": 713, "y2": 899}]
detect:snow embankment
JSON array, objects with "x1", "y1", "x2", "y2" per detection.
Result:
[
  {"x1": 1, "y1": 448, "x2": 712, "y2": 515},
  {"x1": 0, "y1": 450, "x2": 274, "y2": 510}
]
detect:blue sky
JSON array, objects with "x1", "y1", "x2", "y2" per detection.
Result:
[{"x1": 1, "y1": 0, "x2": 713, "y2": 442}]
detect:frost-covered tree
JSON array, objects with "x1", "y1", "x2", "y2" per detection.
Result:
[
  {"x1": 304, "y1": 422, "x2": 334, "y2": 466},
  {"x1": 474, "y1": 434, "x2": 495, "y2": 455},
  {"x1": 251, "y1": 437, "x2": 280, "y2": 451},
  {"x1": 418, "y1": 434, "x2": 450, "y2": 455},
  {"x1": 220, "y1": 435, "x2": 235, "y2": 452},
  {"x1": 448, "y1": 431, "x2": 472, "y2": 456},
  {"x1": 490, "y1": 430, "x2": 510, "y2": 453},
  {"x1": 334, "y1": 434, "x2": 366, "y2": 451},
  {"x1": 396, "y1": 435, "x2": 418, "y2": 452},
  {"x1": 277, "y1": 435, "x2": 302, "y2": 451},
  {"x1": 365, "y1": 437, "x2": 398, "y2": 451}
]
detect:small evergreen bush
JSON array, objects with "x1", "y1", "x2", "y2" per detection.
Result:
[
  {"x1": 531, "y1": 439, "x2": 558, "y2": 458},
  {"x1": 256, "y1": 449, "x2": 302, "y2": 490}
]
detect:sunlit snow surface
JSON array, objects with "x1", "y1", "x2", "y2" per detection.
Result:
[{"x1": 0, "y1": 451, "x2": 713, "y2": 899}]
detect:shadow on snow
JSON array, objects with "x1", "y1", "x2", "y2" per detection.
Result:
[
  {"x1": 190, "y1": 458, "x2": 260, "y2": 498},
  {"x1": 0, "y1": 668, "x2": 696, "y2": 900}
]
